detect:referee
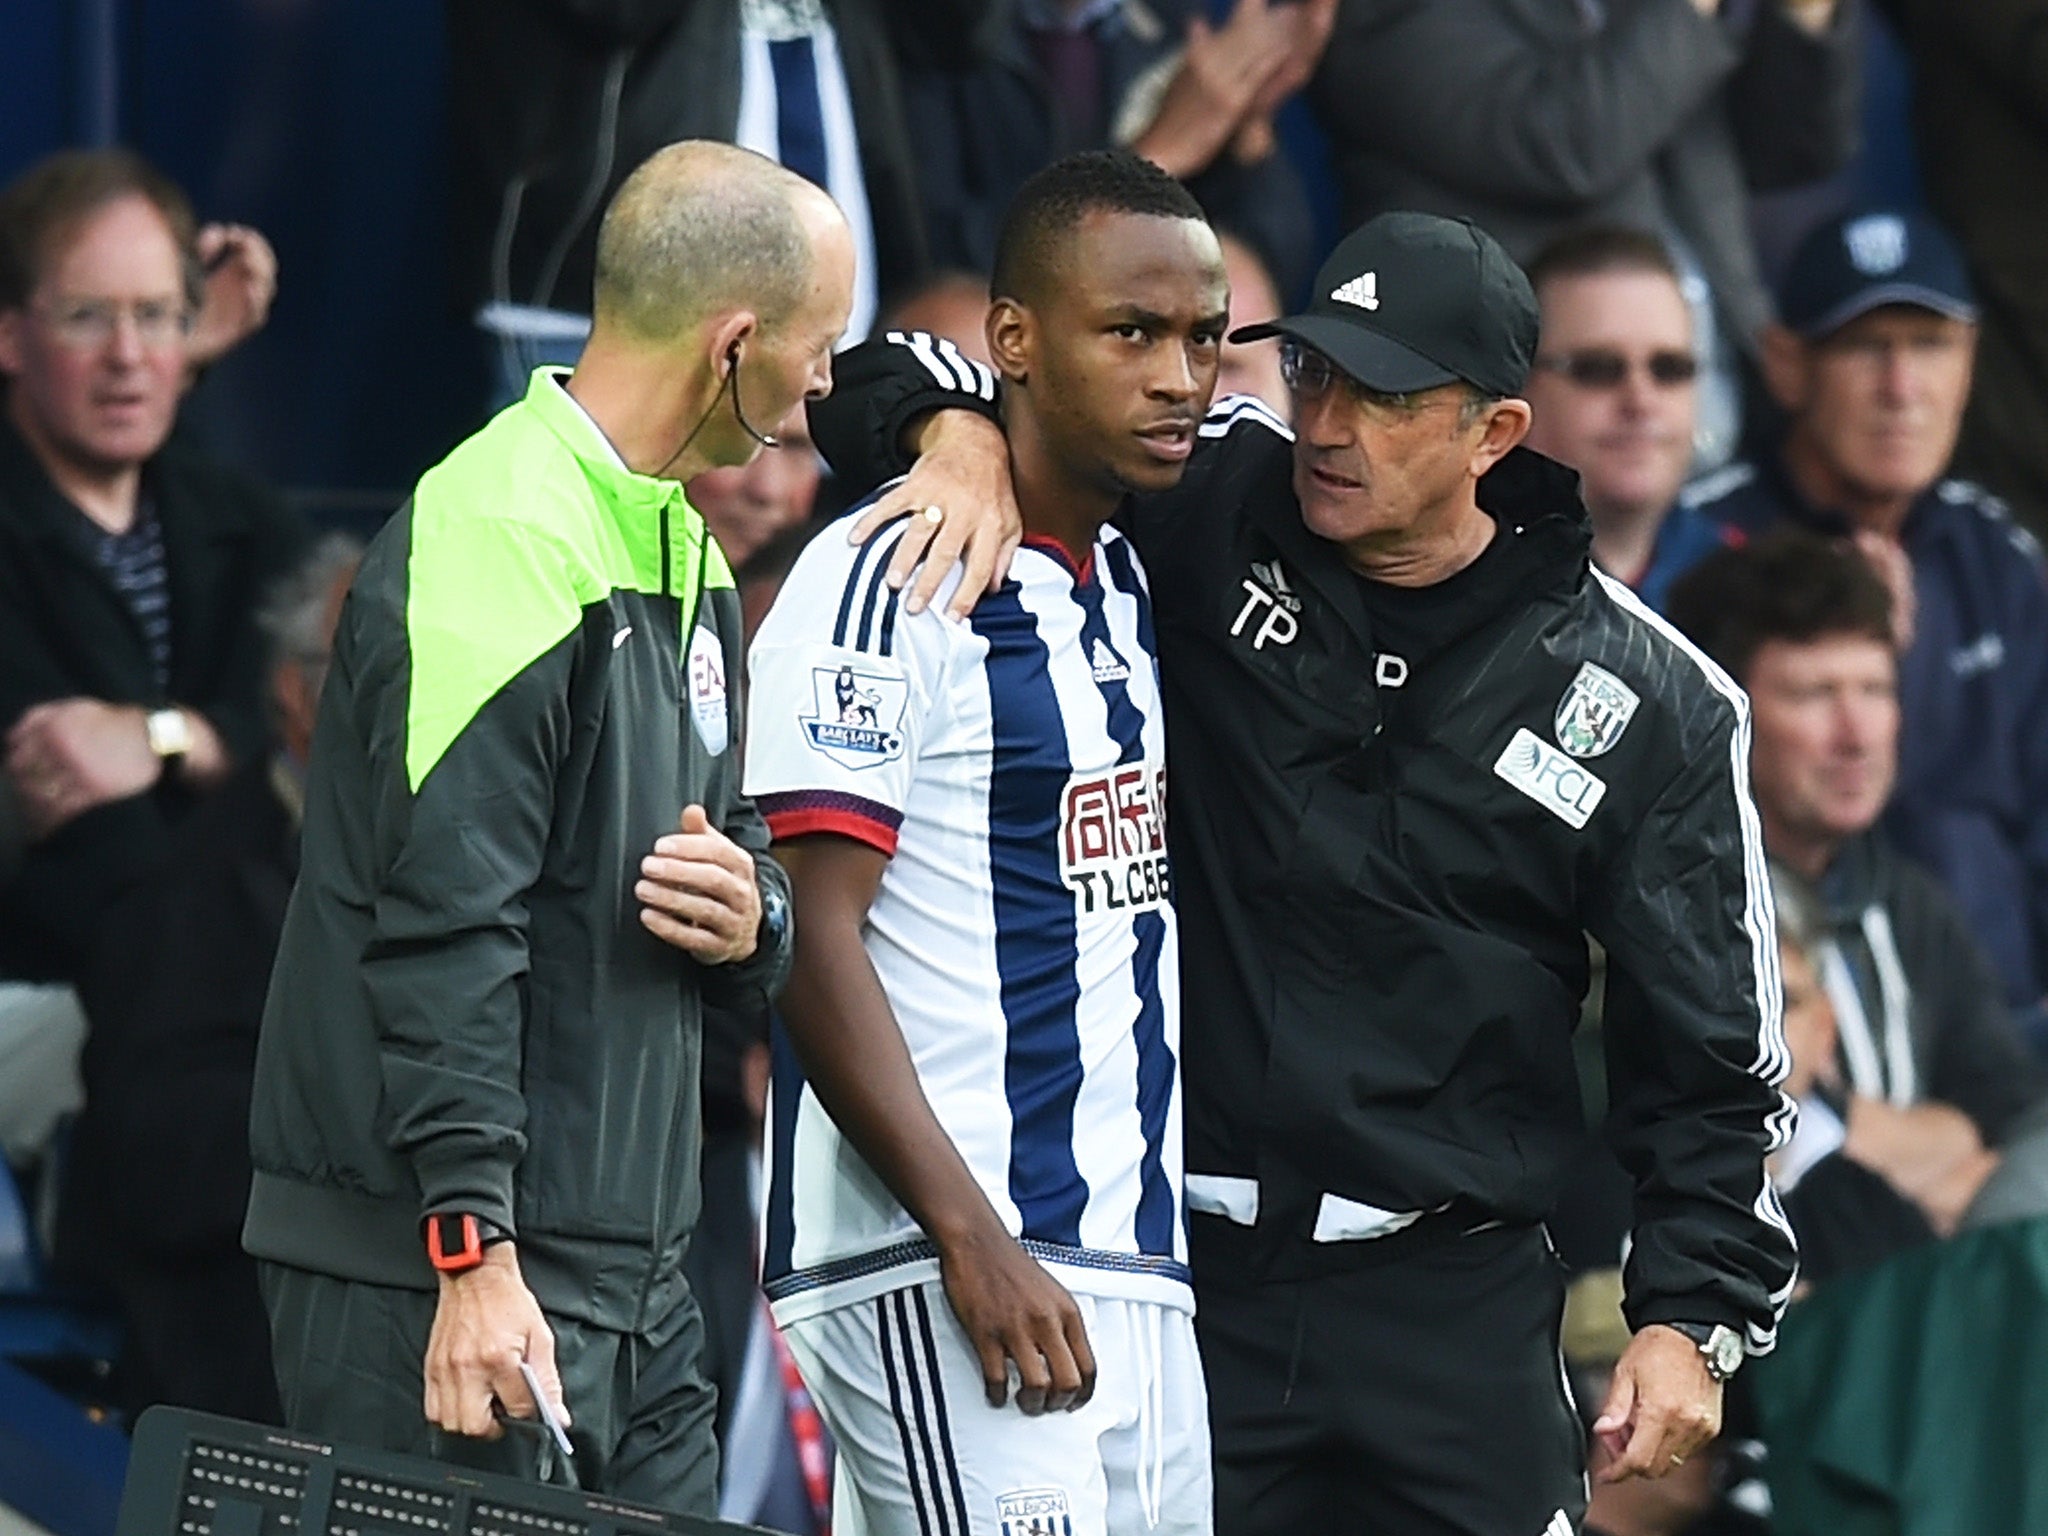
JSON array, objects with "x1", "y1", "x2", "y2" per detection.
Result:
[{"x1": 807, "y1": 210, "x2": 1798, "y2": 1535}]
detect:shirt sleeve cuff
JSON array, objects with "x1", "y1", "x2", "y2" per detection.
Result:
[{"x1": 760, "y1": 790, "x2": 902, "y2": 857}]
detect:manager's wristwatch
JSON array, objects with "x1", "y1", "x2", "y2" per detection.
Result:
[
  {"x1": 1668, "y1": 1321, "x2": 1745, "y2": 1383},
  {"x1": 423, "y1": 1212, "x2": 512, "y2": 1275}
]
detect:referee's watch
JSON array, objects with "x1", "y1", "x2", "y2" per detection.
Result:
[
  {"x1": 423, "y1": 1212, "x2": 512, "y2": 1275},
  {"x1": 755, "y1": 884, "x2": 791, "y2": 958},
  {"x1": 1667, "y1": 1321, "x2": 1745, "y2": 1383}
]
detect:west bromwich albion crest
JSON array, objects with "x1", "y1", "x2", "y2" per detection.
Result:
[
  {"x1": 997, "y1": 1488, "x2": 1074, "y2": 1536},
  {"x1": 800, "y1": 663, "x2": 909, "y2": 770},
  {"x1": 1554, "y1": 662, "x2": 1639, "y2": 759}
]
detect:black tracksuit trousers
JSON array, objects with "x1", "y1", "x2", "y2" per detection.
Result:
[{"x1": 1193, "y1": 1214, "x2": 1588, "y2": 1536}]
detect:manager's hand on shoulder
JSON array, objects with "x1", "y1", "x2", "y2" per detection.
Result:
[
  {"x1": 850, "y1": 410, "x2": 1020, "y2": 623},
  {"x1": 637, "y1": 804, "x2": 762, "y2": 964},
  {"x1": 423, "y1": 1244, "x2": 568, "y2": 1440}
]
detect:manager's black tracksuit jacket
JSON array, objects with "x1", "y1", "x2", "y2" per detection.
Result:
[{"x1": 812, "y1": 339, "x2": 1799, "y2": 1536}]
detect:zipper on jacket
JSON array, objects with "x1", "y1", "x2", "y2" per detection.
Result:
[{"x1": 661, "y1": 501, "x2": 673, "y2": 597}]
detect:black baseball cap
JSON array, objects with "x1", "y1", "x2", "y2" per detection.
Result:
[
  {"x1": 1230, "y1": 211, "x2": 1539, "y2": 399},
  {"x1": 1778, "y1": 209, "x2": 1978, "y2": 338}
]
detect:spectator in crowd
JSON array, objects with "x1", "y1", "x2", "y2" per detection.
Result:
[
  {"x1": 183, "y1": 221, "x2": 278, "y2": 387},
  {"x1": 55, "y1": 533, "x2": 361, "y2": 1426},
  {"x1": 688, "y1": 404, "x2": 824, "y2": 569},
  {"x1": 1876, "y1": 0, "x2": 2048, "y2": 537},
  {"x1": 1763, "y1": 874, "x2": 1940, "y2": 1282},
  {"x1": 1308, "y1": 0, "x2": 1863, "y2": 464},
  {"x1": 1687, "y1": 209, "x2": 2048, "y2": 1035},
  {"x1": 1523, "y1": 226, "x2": 1739, "y2": 610},
  {"x1": 1217, "y1": 226, "x2": 1288, "y2": 418},
  {"x1": 1669, "y1": 530, "x2": 2048, "y2": 1241},
  {"x1": 877, "y1": 269, "x2": 994, "y2": 368},
  {"x1": 0, "y1": 149, "x2": 304, "y2": 1185},
  {"x1": 898, "y1": 0, "x2": 1335, "y2": 300},
  {"x1": 448, "y1": 0, "x2": 992, "y2": 401}
]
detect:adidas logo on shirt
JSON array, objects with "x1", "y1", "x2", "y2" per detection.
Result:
[
  {"x1": 1330, "y1": 272, "x2": 1379, "y2": 311},
  {"x1": 1091, "y1": 637, "x2": 1132, "y2": 683},
  {"x1": 1249, "y1": 559, "x2": 1300, "y2": 612}
]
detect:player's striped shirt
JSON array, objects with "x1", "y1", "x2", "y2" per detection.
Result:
[{"x1": 744, "y1": 508, "x2": 1187, "y2": 1324}]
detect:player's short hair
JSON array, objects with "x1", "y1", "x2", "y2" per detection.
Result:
[
  {"x1": 593, "y1": 141, "x2": 817, "y2": 343},
  {"x1": 1525, "y1": 224, "x2": 1681, "y2": 299},
  {"x1": 991, "y1": 150, "x2": 1207, "y2": 308},
  {"x1": 1665, "y1": 527, "x2": 1896, "y2": 684},
  {"x1": 0, "y1": 148, "x2": 202, "y2": 311}
]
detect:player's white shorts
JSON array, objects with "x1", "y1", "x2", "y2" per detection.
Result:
[{"x1": 781, "y1": 1279, "x2": 1212, "y2": 1536}]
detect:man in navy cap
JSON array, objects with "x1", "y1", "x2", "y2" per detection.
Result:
[
  {"x1": 1688, "y1": 209, "x2": 2048, "y2": 1044},
  {"x1": 803, "y1": 206, "x2": 1798, "y2": 1536}
]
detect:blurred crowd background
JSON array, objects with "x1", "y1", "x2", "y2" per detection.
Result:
[{"x1": 5, "y1": 2, "x2": 2048, "y2": 1534}]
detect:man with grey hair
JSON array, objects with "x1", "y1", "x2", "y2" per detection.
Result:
[
  {"x1": 58, "y1": 533, "x2": 358, "y2": 1425},
  {"x1": 245, "y1": 141, "x2": 839, "y2": 1503}
]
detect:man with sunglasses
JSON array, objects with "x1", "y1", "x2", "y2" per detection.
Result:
[
  {"x1": 806, "y1": 210, "x2": 1796, "y2": 1536},
  {"x1": 1523, "y1": 226, "x2": 1740, "y2": 613}
]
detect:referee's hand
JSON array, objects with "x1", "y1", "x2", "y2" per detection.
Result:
[
  {"x1": 637, "y1": 805, "x2": 762, "y2": 963},
  {"x1": 936, "y1": 1223, "x2": 1096, "y2": 1415},
  {"x1": 423, "y1": 1244, "x2": 568, "y2": 1441},
  {"x1": 1592, "y1": 1324, "x2": 1723, "y2": 1482}
]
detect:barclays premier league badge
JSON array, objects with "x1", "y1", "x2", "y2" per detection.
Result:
[
  {"x1": 800, "y1": 663, "x2": 908, "y2": 770},
  {"x1": 997, "y1": 1488, "x2": 1074, "y2": 1536},
  {"x1": 1554, "y1": 662, "x2": 1639, "y2": 759}
]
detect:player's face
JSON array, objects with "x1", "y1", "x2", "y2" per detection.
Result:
[
  {"x1": 1745, "y1": 633, "x2": 1899, "y2": 852},
  {"x1": 1025, "y1": 210, "x2": 1228, "y2": 498}
]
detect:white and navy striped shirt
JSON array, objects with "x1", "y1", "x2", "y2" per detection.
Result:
[{"x1": 745, "y1": 508, "x2": 1188, "y2": 1324}]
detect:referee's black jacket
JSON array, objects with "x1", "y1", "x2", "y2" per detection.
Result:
[{"x1": 809, "y1": 337, "x2": 1799, "y2": 1356}]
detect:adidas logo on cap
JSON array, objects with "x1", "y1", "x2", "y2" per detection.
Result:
[{"x1": 1330, "y1": 272, "x2": 1379, "y2": 311}]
